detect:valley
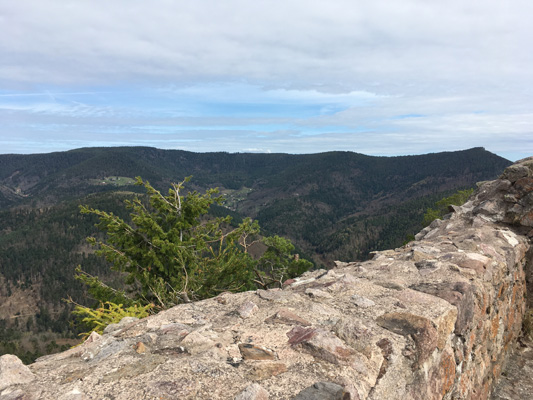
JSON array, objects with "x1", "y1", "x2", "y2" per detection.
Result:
[{"x1": 0, "y1": 146, "x2": 511, "y2": 362}]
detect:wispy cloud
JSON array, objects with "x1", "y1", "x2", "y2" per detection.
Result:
[{"x1": 0, "y1": 0, "x2": 531, "y2": 160}]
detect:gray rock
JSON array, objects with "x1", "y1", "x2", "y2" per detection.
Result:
[
  {"x1": 305, "y1": 288, "x2": 333, "y2": 299},
  {"x1": 82, "y1": 337, "x2": 129, "y2": 363},
  {"x1": 0, "y1": 388, "x2": 29, "y2": 400},
  {"x1": 264, "y1": 308, "x2": 311, "y2": 326},
  {"x1": 235, "y1": 383, "x2": 269, "y2": 400},
  {"x1": 0, "y1": 355, "x2": 35, "y2": 391},
  {"x1": 58, "y1": 387, "x2": 87, "y2": 400},
  {"x1": 256, "y1": 289, "x2": 293, "y2": 302},
  {"x1": 501, "y1": 164, "x2": 531, "y2": 182},
  {"x1": 351, "y1": 294, "x2": 375, "y2": 308},
  {"x1": 103, "y1": 316, "x2": 139, "y2": 334},
  {"x1": 102, "y1": 323, "x2": 121, "y2": 334},
  {"x1": 415, "y1": 226, "x2": 431, "y2": 241},
  {"x1": 292, "y1": 382, "x2": 345, "y2": 400}
]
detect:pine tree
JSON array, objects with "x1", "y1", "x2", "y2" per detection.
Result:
[{"x1": 77, "y1": 177, "x2": 312, "y2": 311}]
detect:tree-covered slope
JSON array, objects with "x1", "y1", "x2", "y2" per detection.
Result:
[
  {"x1": 0, "y1": 146, "x2": 511, "y2": 261},
  {"x1": 0, "y1": 146, "x2": 511, "y2": 362}
]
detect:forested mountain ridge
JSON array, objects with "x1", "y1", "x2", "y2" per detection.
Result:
[
  {"x1": 0, "y1": 146, "x2": 510, "y2": 206},
  {"x1": 0, "y1": 146, "x2": 511, "y2": 362},
  {"x1": 0, "y1": 146, "x2": 511, "y2": 261}
]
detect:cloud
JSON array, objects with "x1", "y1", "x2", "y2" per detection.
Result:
[
  {"x1": 2, "y1": 1, "x2": 531, "y2": 91},
  {"x1": 0, "y1": 1, "x2": 531, "y2": 161}
]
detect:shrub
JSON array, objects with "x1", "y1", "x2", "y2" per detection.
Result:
[
  {"x1": 71, "y1": 301, "x2": 153, "y2": 339},
  {"x1": 74, "y1": 177, "x2": 312, "y2": 328},
  {"x1": 423, "y1": 188, "x2": 474, "y2": 226}
]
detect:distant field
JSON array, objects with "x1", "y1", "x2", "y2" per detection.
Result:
[
  {"x1": 89, "y1": 176, "x2": 136, "y2": 186},
  {"x1": 220, "y1": 187, "x2": 253, "y2": 210}
]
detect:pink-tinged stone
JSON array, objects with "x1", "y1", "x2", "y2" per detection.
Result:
[
  {"x1": 238, "y1": 301, "x2": 259, "y2": 319},
  {"x1": 376, "y1": 338, "x2": 393, "y2": 380},
  {"x1": 520, "y1": 210, "x2": 533, "y2": 227},
  {"x1": 334, "y1": 319, "x2": 372, "y2": 354},
  {"x1": 474, "y1": 200, "x2": 501, "y2": 216},
  {"x1": 480, "y1": 243, "x2": 505, "y2": 263},
  {"x1": 514, "y1": 177, "x2": 533, "y2": 194},
  {"x1": 84, "y1": 330, "x2": 102, "y2": 344},
  {"x1": 410, "y1": 282, "x2": 475, "y2": 336},
  {"x1": 428, "y1": 347, "x2": 456, "y2": 398},
  {"x1": 396, "y1": 287, "x2": 444, "y2": 304},
  {"x1": 288, "y1": 327, "x2": 367, "y2": 374},
  {"x1": 265, "y1": 308, "x2": 311, "y2": 326},
  {"x1": 458, "y1": 253, "x2": 491, "y2": 274},
  {"x1": 287, "y1": 326, "x2": 318, "y2": 345},
  {"x1": 235, "y1": 383, "x2": 269, "y2": 400},
  {"x1": 376, "y1": 312, "x2": 438, "y2": 368}
]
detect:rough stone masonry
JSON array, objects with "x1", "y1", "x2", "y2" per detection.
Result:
[{"x1": 1, "y1": 157, "x2": 532, "y2": 400}]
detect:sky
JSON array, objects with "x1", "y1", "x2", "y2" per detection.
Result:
[{"x1": 1, "y1": 0, "x2": 532, "y2": 161}]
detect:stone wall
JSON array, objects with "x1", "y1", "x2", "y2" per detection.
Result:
[{"x1": 1, "y1": 157, "x2": 532, "y2": 400}]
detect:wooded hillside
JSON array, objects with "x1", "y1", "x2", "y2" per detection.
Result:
[{"x1": 0, "y1": 146, "x2": 511, "y2": 362}]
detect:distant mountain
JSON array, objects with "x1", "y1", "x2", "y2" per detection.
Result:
[
  {"x1": 0, "y1": 146, "x2": 512, "y2": 259},
  {"x1": 0, "y1": 146, "x2": 511, "y2": 362}
]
